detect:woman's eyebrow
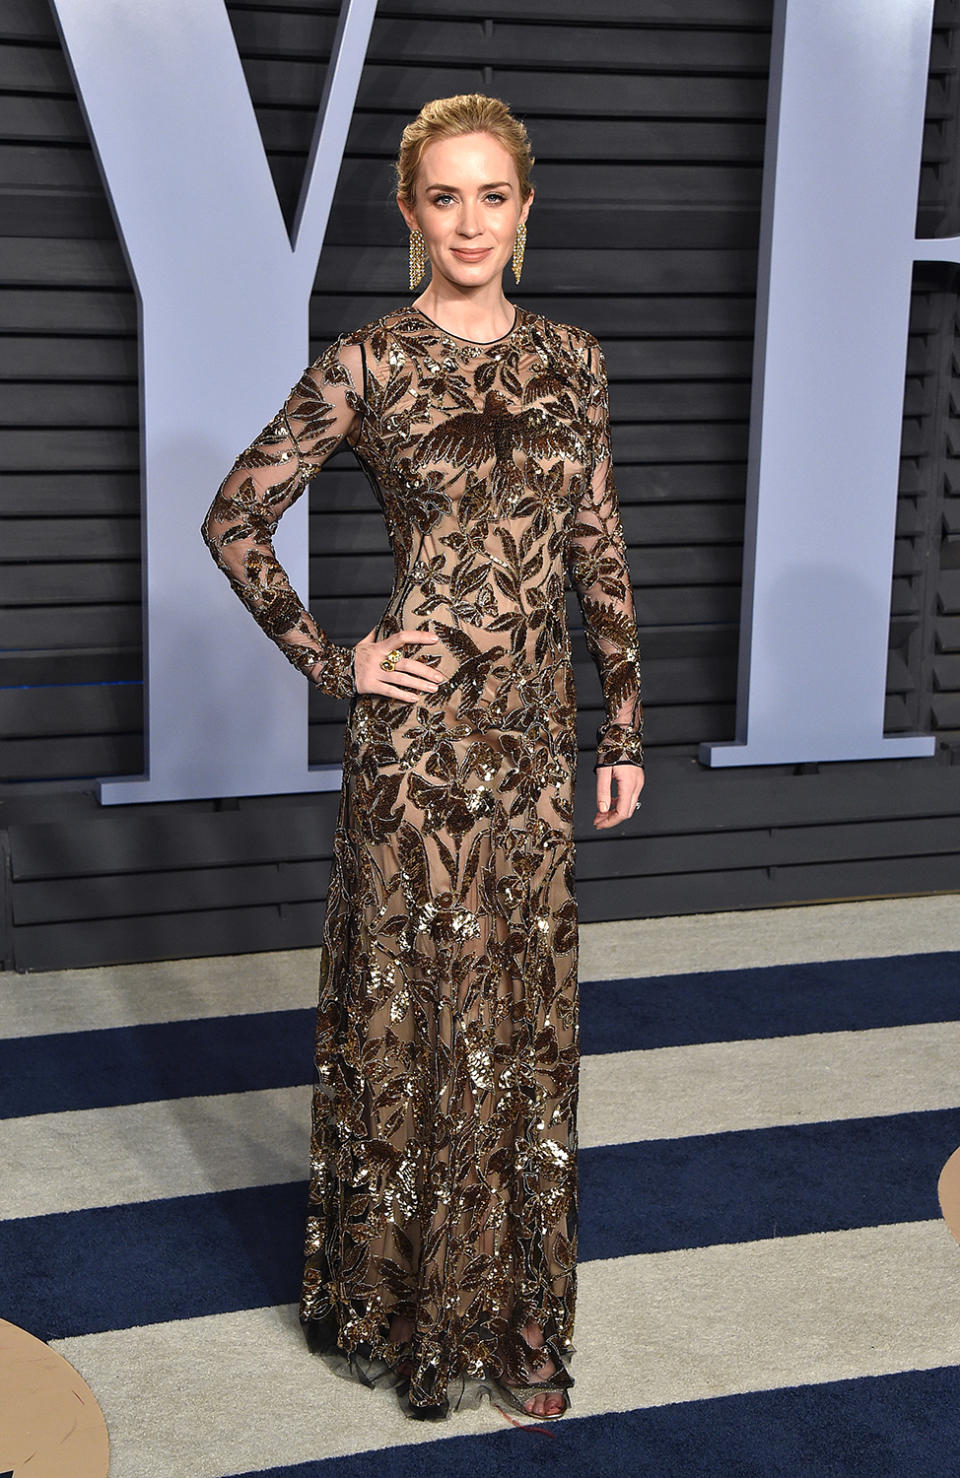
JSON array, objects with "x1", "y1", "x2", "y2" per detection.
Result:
[{"x1": 425, "y1": 180, "x2": 513, "y2": 191}]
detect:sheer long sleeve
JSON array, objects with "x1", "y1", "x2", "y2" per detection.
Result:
[
  {"x1": 568, "y1": 338, "x2": 645, "y2": 770},
  {"x1": 200, "y1": 336, "x2": 367, "y2": 698}
]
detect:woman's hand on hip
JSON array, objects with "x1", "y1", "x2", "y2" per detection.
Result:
[{"x1": 353, "y1": 627, "x2": 443, "y2": 701}]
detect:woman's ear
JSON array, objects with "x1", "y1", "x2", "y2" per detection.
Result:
[
  {"x1": 520, "y1": 188, "x2": 534, "y2": 226},
  {"x1": 397, "y1": 194, "x2": 417, "y2": 233}
]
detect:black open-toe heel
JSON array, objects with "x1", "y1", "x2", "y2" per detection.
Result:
[
  {"x1": 406, "y1": 1392, "x2": 450, "y2": 1421},
  {"x1": 407, "y1": 1400, "x2": 450, "y2": 1420},
  {"x1": 494, "y1": 1335, "x2": 573, "y2": 1420}
]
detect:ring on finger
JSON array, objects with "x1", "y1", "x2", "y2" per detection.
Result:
[{"x1": 380, "y1": 647, "x2": 403, "y2": 672}]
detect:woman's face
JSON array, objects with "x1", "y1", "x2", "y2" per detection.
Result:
[{"x1": 398, "y1": 131, "x2": 532, "y2": 291}]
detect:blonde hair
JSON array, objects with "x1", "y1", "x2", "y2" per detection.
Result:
[{"x1": 395, "y1": 94, "x2": 535, "y2": 206}]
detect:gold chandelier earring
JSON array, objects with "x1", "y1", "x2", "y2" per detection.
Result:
[
  {"x1": 409, "y1": 227, "x2": 427, "y2": 290},
  {"x1": 512, "y1": 219, "x2": 527, "y2": 284}
]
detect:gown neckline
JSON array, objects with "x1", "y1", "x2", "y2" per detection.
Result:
[{"x1": 409, "y1": 303, "x2": 522, "y2": 347}]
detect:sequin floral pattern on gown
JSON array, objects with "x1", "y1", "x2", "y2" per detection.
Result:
[{"x1": 200, "y1": 303, "x2": 644, "y2": 1411}]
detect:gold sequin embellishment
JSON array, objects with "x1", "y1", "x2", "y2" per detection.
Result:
[{"x1": 200, "y1": 303, "x2": 644, "y2": 1410}]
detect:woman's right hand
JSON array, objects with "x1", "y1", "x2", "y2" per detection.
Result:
[{"x1": 352, "y1": 626, "x2": 444, "y2": 701}]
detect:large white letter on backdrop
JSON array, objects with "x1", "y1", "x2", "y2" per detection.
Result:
[
  {"x1": 702, "y1": 0, "x2": 941, "y2": 765},
  {"x1": 48, "y1": 0, "x2": 377, "y2": 803}
]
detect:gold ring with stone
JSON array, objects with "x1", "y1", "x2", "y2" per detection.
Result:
[{"x1": 380, "y1": 647, "x2": 403, "y2": 671}]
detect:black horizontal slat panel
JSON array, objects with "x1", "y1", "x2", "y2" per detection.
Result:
[
  {"x1": 576, "y1": 855, "x2": 960, "y2": 923},
  {"x1": 0, "y1": 683, "x2": 142, "y2": 737},
  {"x1": 933, "y1": 692, "x2": 960, "y2": 723},
  {"x1": 529, "y1": 814, "x2": 960, "y2": 883},
  {"x1": 0, "y1": 287, "x2": 135, "y2": 332},
  {"x1": 1, "y1": 563, "x2": 141, "y2": 604},
  {"x1": 0, "y1": 605, "x2": 141, "y2": 648},
  {"x1": 0, "y1": 649, "x2": 140, "y2": 685},
  {"x1": 0, "y1": 194, "x2": 113, "y2": 240},
  {"x1": 0, "y1": 91, "x2": 80, "y2": 142},
  {"x1": 940, "y1": 571, "x2": 960, "y2": 610},
  {"x1": 0, "y1": 473, "x2": 140, "y2": 517},
  {"x1": 7, "y1": 902, "x2": 327, "y2": 972},
  {"x1": 0, "y1": 335, "x2": 136, "y2": 378},
  {"x1": 12, "y1": 858, "x2": 331, "y2": 925},
  {"x1": 1, "y1": 734, "x2": 143, "y2": 781},
  {"x1": 0, "y1": 235, "x2": 128, "y2": 286},
  {"x1": 0, "y1": 40, "x2": 69, "y2": 92},
  {"x1": 3, "y1": 517, "x2": 139, "y2": 561},
  {"x1": 8, "y1": 797, "x2": 340, "y2": 879},
  {"x1": 1, "y1": 385, "x2": 137, "y2": 425},
  {"x1": 265, "y1": 63, "x2": 772, "y2": 120},
  {"x1": 0, "y1": 140, "x2": 103, "y2": 190},
  {"x1": 0, "y1": 427, "x2": 138, "y2": 467}
]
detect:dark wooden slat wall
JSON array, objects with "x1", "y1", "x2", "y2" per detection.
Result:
[{"x1": 0, "y1": 0, "x2": 958, "y2": 971}]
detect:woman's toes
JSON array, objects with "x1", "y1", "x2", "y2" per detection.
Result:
[{"x1": 522, "y1": 1382, "x2": 564, "y2": 1417}]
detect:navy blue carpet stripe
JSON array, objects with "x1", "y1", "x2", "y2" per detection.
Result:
[
  {"x1": 3, "y1": 951, "x2": 959, "y2": 1120},
  {"x1": 582, "y1": 949, "x2": 960, "y2": 1057},
  {"x1": 221, "y1": 1364, "x2": 960, "y2": 1478},
  {"x1": 0, "y1": 1011, "x2": 317, "y2": 1120},
  {"x1": 3, "y1": 1108, "x2": 956, "y2": 1341}
]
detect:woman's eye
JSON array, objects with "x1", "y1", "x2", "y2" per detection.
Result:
[{"x1": 430, "y1": 193, "x2": 506, "y2": 206}]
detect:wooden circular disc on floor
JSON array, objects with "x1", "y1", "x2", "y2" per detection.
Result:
[
  {"x1": 0, "y1": 1318, "x2": 108, "y2": 1477},
  {"x1": 937, "y1": 1145, "x2": 960, "y2": 1247}
]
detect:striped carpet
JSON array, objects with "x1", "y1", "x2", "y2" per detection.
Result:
[{"x1": 2, "y1": 895, "x2": 960, "y2": 1477}]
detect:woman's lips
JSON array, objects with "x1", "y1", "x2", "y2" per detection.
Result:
[{"x1": 451, "y1": 247, "x2": 491, "y2": 260}]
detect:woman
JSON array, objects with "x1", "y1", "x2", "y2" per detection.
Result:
[{"x1": 200, "y1": 94, "x2": 645, "y2": 1421}]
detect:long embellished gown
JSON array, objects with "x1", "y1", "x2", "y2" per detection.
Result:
[{"x1": 200, "y1": 301, "x2": 644, "y2": 1411}]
